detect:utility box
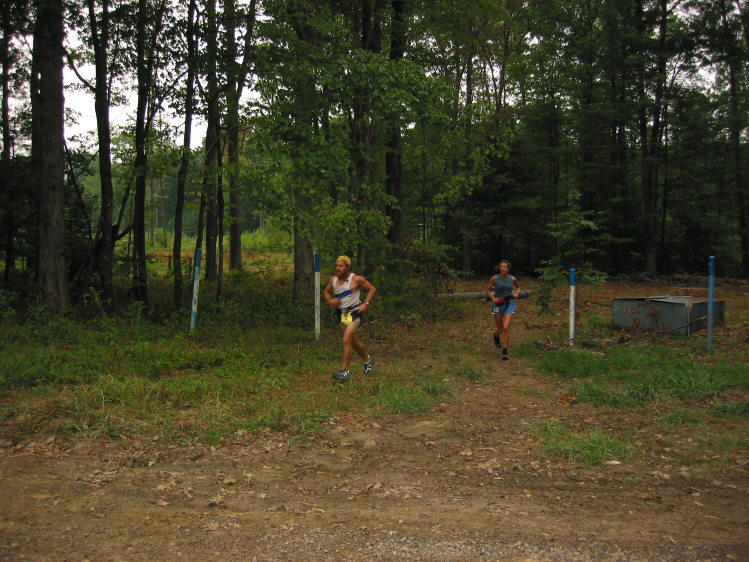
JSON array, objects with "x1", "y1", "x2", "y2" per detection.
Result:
[{"x1": 611, "y1": 296, "x2": 725, "y2": 336}]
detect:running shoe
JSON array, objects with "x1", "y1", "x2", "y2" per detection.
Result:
[
  {"x1": 501, "y1": 349, "x2": 509, "y2": 361},
  {"x1": 493, "y1": 333, "x2": 501, "y2": 348},
  {"x1": 363, "y1": 356, "x2": 374, "y2": 376},
  {"x1": 333, "y1": 370, "x2": 350, "y2": 382}
]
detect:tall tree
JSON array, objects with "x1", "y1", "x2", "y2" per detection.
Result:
[
  {"x1": 1, "y1": 0, "x2": 29, "y2": 282},
  {"x1": 132, "y1": 0, "x2": 168, "y2": 304},
  {"x1": 385, "y1": 0, "x2": 405, "y2": 244},
  {"x1": 202, "y1": 0, "x2": 221, "y2": 282},
  {"x1": 172, "y1": 0, "x2": 197, "y2": 307},
  {"x1": 31, "y1": 0, "x2": 70, "y2": 310},
  {"x1": 224, "y1": 0, "x2": 257, "y2": 271}
]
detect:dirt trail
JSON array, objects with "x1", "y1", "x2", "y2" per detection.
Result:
[{"x1": 1, "y1": 280, "x2": 747, "y2": 561}]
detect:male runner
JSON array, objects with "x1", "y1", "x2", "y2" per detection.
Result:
[{"x1": 323, "y1": 255, "x2": 376, "y2": 383}]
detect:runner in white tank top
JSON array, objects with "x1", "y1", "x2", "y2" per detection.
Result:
[{"x1": 324, "y1": 255, "x2": 377, "y2": 383}]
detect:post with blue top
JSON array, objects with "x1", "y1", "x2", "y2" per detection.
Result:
[
  {"x1": 314, "y1": 250, "x2": 321, "y2": 340},
  {"x1": 707, "y1": 256, "x2": 715, "y2": 351},
  {"x1": 190, "y1": 247, "x2": 202, "y2": 332},
  {"x1": 569, "y1": 268, "x2": 576, "y2": 346}
]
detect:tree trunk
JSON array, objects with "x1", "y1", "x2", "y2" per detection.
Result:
[
  {"x1": 636, "y1": 0, "x2": 658, "y2": 274},
  {"x1": 88, "y1": 0, "x2": 115, "y2": 304},
  {"x1": 203, "y1": 0, "x2": 219, "y2": 281},
  {"x1": 224, "y1": 0, "x2": 256, "y2": 272},
  {"x1": 173, "y1": 0, "x2": 196, "y2": 307},
  {"x1": 721, "y1": 0, "x2": 749, "y2": 277},
  {"x1": 385, "y1": 0, "x2": 405, "y2": 245},
  {"x1": 2, "y1": 19, "x2": 14, "y2": 281},
  {"x1": 32, "y1": 0, "x2": 70, "y2": 311},
  {"x1": 293, "y1": 218, "x2": 314, "y2": 303}
]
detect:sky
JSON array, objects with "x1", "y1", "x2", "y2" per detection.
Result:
[{"x1": 63, "y1": 65, "x2": 207, "y2": 151}]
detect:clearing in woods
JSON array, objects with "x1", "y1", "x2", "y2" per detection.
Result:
[{"x1": 0, "y1": 278, "x2": 747, "y2": 560}]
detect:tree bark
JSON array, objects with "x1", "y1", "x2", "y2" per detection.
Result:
[
  {"x1": 88, "y1": 0, "x2": 115, "y2": 304},
  {"x1": 721, "y1": 0, "x2": 749, "y2": 277},
  {"x1": 385, "y1": 0, "x2": 405, "y2": 245},
  {"x1": 173, "y1": 0, "x2": 196, "y2": 307},
  {"x1": 636, "y1": 0, "x2": 659, "y2": 274},
  {"x1": 225, "y1": 0, "x2": 257, "y2": 272},
  {"x1": 132, "y1": 0, "x2": 165, "y2": 304},
  {"x1": 203, "y1": 0, "x2": 219, "y2": 282},
  {"x1": 32, "y1": 0, "x2": 70, "y2": 311},
  {"x1": 2, "y1": 15, "x2": 14, "y2": 281}
]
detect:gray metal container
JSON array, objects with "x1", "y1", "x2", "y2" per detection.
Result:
[{"x1": 611, "y1": 296, "x2": 725, "y2": 336}]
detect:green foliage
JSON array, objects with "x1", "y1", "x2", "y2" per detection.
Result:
[
  {"x1": 241, "y1": 220, "x2": 294, "y2": 253},
  {"x1": 451, "y1": 364, "x2": 485, "y2": 382},
  {"x1": 376, "y1": 386, "x2": 433, "y2": 415},
  {"x1": 531, "y1": 343, "x2": 741, "y2": 410},
  {"x1": 529, "y1": 420, "x2": 638, "y2": 465},
  {"x1": 420, "y1": 375, "x2": 452, "y2": 398},
  {"x1": 711, "y1": 401, "x2": 749, "y2": 419},
  {"x1": 657, "y1": 408, "x2": 705, "y2": 428}
]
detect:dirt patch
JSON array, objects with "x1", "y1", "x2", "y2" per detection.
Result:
[{"x1": 1, "y1": 280, "x2": 747, "y2": 560}]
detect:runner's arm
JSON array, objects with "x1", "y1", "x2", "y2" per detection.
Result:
[
  {"x1": 486, "y1": 276, "x2": 499, "y2": 303},
  {"x1": 323, "y1": 278, "x2": 339, "y2": 307},
  {"x1": 354, "y1": 275, "x2": 376, "y2": 312}
]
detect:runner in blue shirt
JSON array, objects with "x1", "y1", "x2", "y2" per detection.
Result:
[{"x1": 486, "y1": 259, "x2": 520, "y2": 360}]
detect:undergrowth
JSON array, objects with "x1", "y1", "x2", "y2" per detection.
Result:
[{"x1": 0, "y1": 263, "x2": 466, "y2": 443}]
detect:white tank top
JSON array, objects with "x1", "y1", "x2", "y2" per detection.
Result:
[{"x1": 334, "y1": 273, "x2": 360, "y2": 310}]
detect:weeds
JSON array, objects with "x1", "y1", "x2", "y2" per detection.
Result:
[
  {"x1": 375, "y1": 386, "x2": 432, "y2": 415},
  {"x1": 711, "y1": 401, "x2": 749, "y2": 418},
  {"x1": 657, "y1": 408, "x2": 705, "y2": 427},
  {"x1": 529, "y1": 420, "x2": 638, "y2": 465},
  {"x1": 451, "y1": 364, "x2": 485, "y2": 382}
]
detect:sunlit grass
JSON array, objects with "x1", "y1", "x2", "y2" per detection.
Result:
[{"x1": 529, "y1": 419, "x2": 639, "y2": 465}]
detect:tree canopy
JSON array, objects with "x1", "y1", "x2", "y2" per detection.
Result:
[{"x1": 2, "y1": 0, "x2": 747, "y2": 310}]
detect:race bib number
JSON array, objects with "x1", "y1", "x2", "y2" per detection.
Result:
[{"x1": 341, "y1": 312, "x2": 353, "y2": 326}]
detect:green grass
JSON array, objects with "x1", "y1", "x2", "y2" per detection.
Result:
[
  {"x1": 657, "y1": 408, "x2": 705, "y2": 427},
  {"x1": 0, "y1": 270, "x2": 471, "y2": 443},
  {"x1": 529, "y1": 419, "x2": 639, "y2": 465},
  {"x1": 529, "y1": 340, "x2": 746, "y2": 409},
  {"x1": 451, "y1": 364, "x2": 486, "y2": 382},
  {"x1": 711, "y1": 400, "x2": 749, "y2": 418},
  {"x1": 375, "y1": 386, "x2": 433, "y2": 415}
]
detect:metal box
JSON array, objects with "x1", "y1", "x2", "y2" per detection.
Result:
[{"x1": 611, "y1": 296, "x2": 725, "y2": 336}]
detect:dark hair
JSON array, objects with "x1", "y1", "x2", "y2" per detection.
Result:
[{"x1": 494, "y1": 259, "x2": 511, "y2": 273}]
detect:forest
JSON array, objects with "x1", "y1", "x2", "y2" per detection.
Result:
[{"x1": 1, "y1": 0, "x2": 748, "y2": 312}]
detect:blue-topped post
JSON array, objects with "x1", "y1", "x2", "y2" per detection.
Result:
[
  {"x1": 707, "y1": 255, "x2": 715, "y2": 351},
  {"x1": 190, "y1": 248, "x2": 202, "y2": 332},
  {"x1": 569, "y1": 268, "x2": 576, "y2": 346},
  {"x1": 314, "y1": 249, "x2": 321, "y2": 340}
]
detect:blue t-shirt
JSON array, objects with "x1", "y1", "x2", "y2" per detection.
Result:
[{"x1": 493, "y1": 275, "x2": 516, "y2": 299}]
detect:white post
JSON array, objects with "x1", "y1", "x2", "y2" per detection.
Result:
[
  {"x1": 569, "y1": 268, "x2": 576, "y2": 346},
  {"x1": 314, "y1": 250, "x2": 320, "y2": 340},
  {"x1": 190, "y1": 248, "x2": 202, "y2": 332}
]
